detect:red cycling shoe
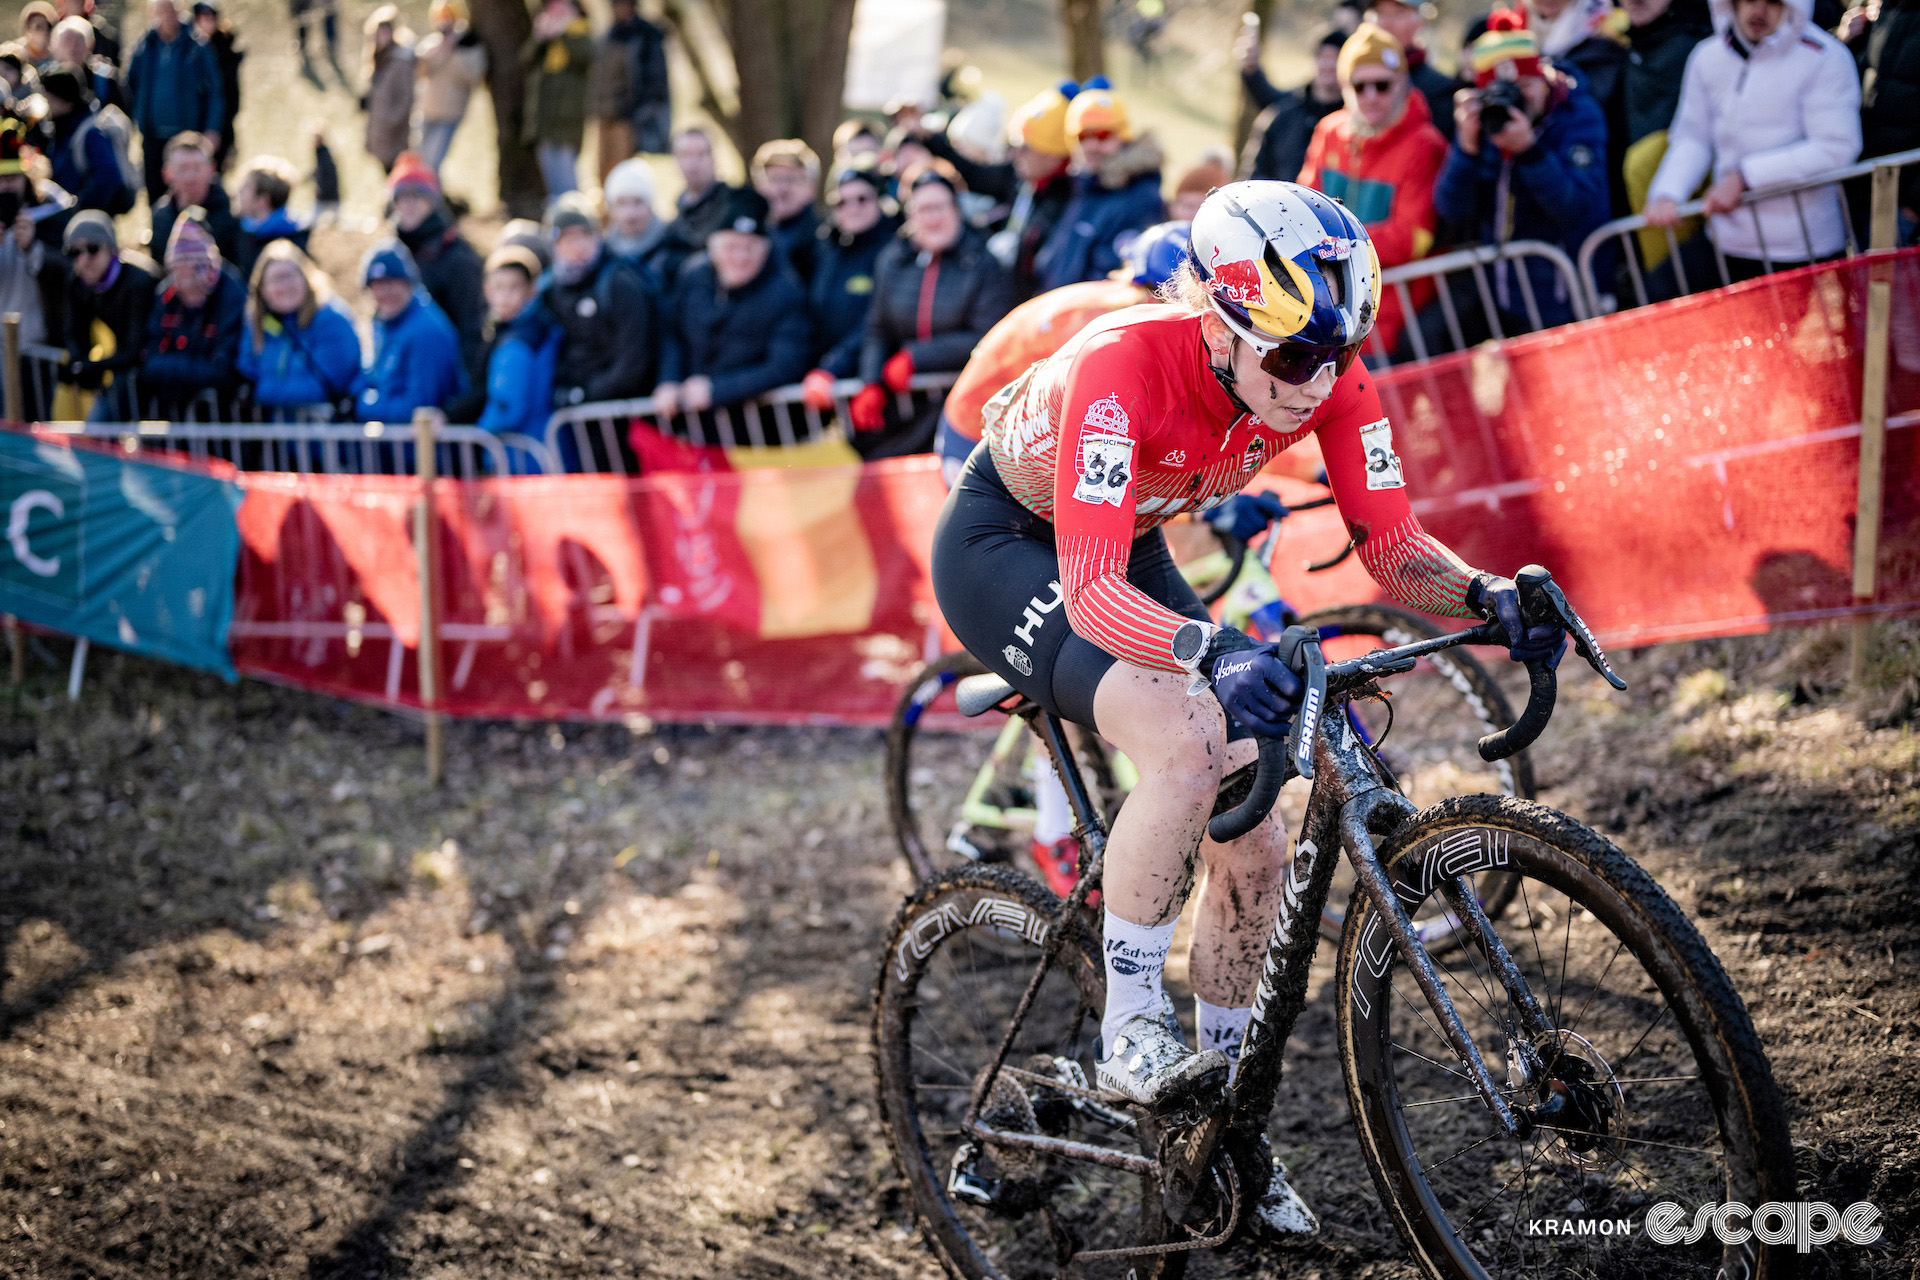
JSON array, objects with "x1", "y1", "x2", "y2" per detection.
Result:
[{"x1": 1030, "y1": 835, "x2": 1099, "y2": 908}]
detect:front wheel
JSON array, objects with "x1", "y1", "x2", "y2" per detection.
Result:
[{"x1": 1335, "y1": 795, "x2": 1796, "y2": 1280}]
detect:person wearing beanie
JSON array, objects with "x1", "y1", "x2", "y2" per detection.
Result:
[
  {"x1": 142, "y1": 206, "x2": 246, "y2": 417},
  {"x1": 355, "y1": 237, "x2": 467, "y2": 421},
  {"x1": 51, "y1": 15, "x2": 124, "y2": 115},
  {"x1": 232, "y1": 155, "x2": 310, "y2": 280},
  {"x1": 442, "y1": 244, "x2": 559, "y2": 465},
  {"x1": 1642, "y1": 0, "x2": 1861, "y2": 295},
  {"x1": 41, "y1": 59, "x2": 132, "y2": 217},
  {"x1": 588, "y1": 0, "x2": 669, "y2": 182},
  {"x1": 59, "y1": 209, "x2": 158, "y2": 422},
  {"x1": 1364, "y1": 0, "x2": 1457, "y2": 139},
  {"x1": 236, "y1": 239, "x2": 361, "y2": 419},
  {"x1": 1237, "y1": 28, "x2": 1346, "y2": 181},
  {"x1": 1297, "y1": 21, "x2": 1446, "y2": 358},
  {"x1": 650, "y1": 183, "x2": 810, "y2": 432},
  {"x1": 602, "y1": 155, "x2": 678, "y2": 288},
  {"x1": 413, "y1": 0, "x2": 486, "y2": 177},
  {"x1": 541, "y1": 190, "x2": 658, "y2": 409},
  {"x1": 387, "y1": 149, "x2": 486, "y2": 386},
  {"x1": 1031, "y1": 82, "x2": 1166, "y2": 291},
  {"x1": 752, "y1": 138, "x2": 821, "y2": 283},
  {"x1": 801, "y1": 156, "x2": 898, "y2": 387},
  {"x1": 54, "y1": 0, "x2": 118, "y2": 69},
  {"x1": 1168, "y1": 149, "x2": 1231, "y2": 219},
  {"x1": 149, "y1": 133, "x2": 239, "y2": 267},
  {"x1": 1431, "y1": 8, "x2": 1609, "y2": 335}
]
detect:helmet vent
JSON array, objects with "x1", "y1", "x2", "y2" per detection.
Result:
[{"x1": 1262, "y1": 242, "x2": 1305, "y2": 306}]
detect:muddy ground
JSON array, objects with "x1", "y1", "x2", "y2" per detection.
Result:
[{"x1": 1, "y1": 623, "x2": 1917, "y2": 1279}]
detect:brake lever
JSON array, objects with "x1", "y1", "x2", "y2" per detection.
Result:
[
  {"x1": 1516, "y1": 565, "x2": 1627, "y2": 691},
  {"x1": 1273, "y1": 626, "x2": 1326, "y2": 781}
]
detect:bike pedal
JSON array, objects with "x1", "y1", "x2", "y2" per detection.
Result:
[
  {"x1": 1149, "y1": 1061, "x2": 1231, "y2": 1126},
  {"x1": 946, "y1": 1143, "x2": 997, "y2": 1207}
]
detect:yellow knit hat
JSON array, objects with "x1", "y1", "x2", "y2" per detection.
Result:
[
  {"x1": 1007, "y1": 84, "x2": 1074, "y2": 157},
  {"x1": 1065, "y1": 88, "x2": 1133, "y2": 143},
  {"x1": 1337, "y1": 22, "x2": 1405, "y2": 84}
]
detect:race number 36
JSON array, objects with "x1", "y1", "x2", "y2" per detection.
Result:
[{"x1": 1074, "y1": 436, "x2": 1135, "y2": 507}]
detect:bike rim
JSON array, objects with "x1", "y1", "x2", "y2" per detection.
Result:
[{"x1": 1345, "y1": 828, "x2": 1775, "y2": 1279}]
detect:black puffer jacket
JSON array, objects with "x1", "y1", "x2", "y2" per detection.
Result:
[
  {"x1": 660, "y1": 251, "x2": 812, "y2": 407},
  {"x1": 857, "y1": 228, "x2": 1013, "y2": 458},
  {"x1": 1239, "y1": 66, "x2": 1343, "y2": 181},
  {"x1": 398, "y1": 207, "x2": 487, "y2": 385},
  {"x1": 1624, "y1": 0, "x2": 1713, "y2": 146},
  {"x1": 1856, "y1": 0, "x2": 1920, "y2": 211},
  {"x1": 544, "y1": 248, "x2": 658, "y2": 405}
]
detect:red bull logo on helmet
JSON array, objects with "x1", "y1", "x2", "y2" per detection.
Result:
[{"x1": 1208, "y1": 246, "x2": 1265, "y2": 308}]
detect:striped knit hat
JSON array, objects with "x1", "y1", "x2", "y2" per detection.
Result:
[{"x1": 1470, "y1": 9, "x2": 1543, "y2": 85}]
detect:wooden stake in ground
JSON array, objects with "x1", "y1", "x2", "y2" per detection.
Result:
[
  {"x1": 1850, "y1": 163, "x2": 1899, "y2": 685},
  {"x1": 413, "y1": 408, "x2": 446, "y2": 785}
]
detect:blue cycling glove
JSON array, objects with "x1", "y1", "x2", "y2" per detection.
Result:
[
  {"x1": 1202, "y1": 629, "x2": 1304, "y2": 738},
  {"x1": 1201, "y1": 491, "x2": 1288, "y2": 545},
  {"x1": 1471, "y1": 574, "x2": 1567, "y2": 669}
]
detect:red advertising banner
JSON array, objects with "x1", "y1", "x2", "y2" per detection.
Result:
[{"x1": 230, "y1": 252, "x2": 1920, "y2": 724}]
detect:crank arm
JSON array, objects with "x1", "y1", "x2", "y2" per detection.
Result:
[
  {"x1": 1341, "y1": 792, "x2": 1529, "y2": 1139},
  {"x1": 960, "y1": 1118, "x2": 1158, "y2": 1177}
]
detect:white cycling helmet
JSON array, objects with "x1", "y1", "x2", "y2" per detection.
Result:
[{"x1": 1187, "y1": 180, "x2": 1382, "y2": 384}]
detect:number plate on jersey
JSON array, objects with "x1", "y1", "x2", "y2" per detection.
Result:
[
  {"x1": 1360, "y1": 418, "x2": 1405, "y2": 490},
  {"x1": 1073, "y1": 436, "x2": 1135, "y2": 506}
]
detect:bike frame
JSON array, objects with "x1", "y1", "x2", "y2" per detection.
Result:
[{"x1": 955, "y1": 645, "x2": 1564, "y2": 1236}]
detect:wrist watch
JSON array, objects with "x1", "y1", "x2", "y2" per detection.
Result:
[{"x1": 1171, "y1": 619, "x2": 1217, "y2": 678}]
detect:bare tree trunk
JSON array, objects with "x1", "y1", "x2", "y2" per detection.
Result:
[
  {"x1": 1060, "y1": 0, "x2": 1105, "y2": 85},
  {"x1": 665, "y1": 0, "x2": 857, "y2": 170},
  {"x1": 468, "y1": 0, "x2": 543, "y2": 218},
  {"x1": 1233, "y1": 0, "x2": 1278, "y2": 156}
]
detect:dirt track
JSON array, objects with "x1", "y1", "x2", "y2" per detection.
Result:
[{"x1": 2, "y1": 626, "x2": 1917, "y2": 1278}]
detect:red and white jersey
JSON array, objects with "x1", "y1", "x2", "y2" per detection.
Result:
[{"x1": 980, "y1": 304, "x2": 1481, "y2": 674}]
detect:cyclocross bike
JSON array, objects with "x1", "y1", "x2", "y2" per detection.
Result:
[
  {"x1": 872, "y1": 566, "x2": 1794, "y2": 1280},
  {"x1": 886, "y1": 498, "x2": 1534, "y2": 947}
]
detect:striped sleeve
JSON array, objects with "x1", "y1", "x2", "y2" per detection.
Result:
[
  {"x1": 1316, "y1": 366, "x2": 1480, "y2": 620},
  {"x1": 1051, "y1": 332, "x2": 1193, "y2": 673}
]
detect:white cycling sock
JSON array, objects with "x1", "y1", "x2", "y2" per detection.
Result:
[
  {"x1": 1196, "y1": 997, "x2": 1253, "y2": 1079},
  {"x1": 1031, "y1": 752, "x2": 1073, "y2": 846},
  {"x1": 1100, "y1": 911, "x2": 1177, "y2": 1057}
]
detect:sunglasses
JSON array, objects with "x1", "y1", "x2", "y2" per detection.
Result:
[
  {"x1": 1257, "y1": 339, "x2": 1363, "y2": 386},
  {"x1": 1350, "y1": 78, "x2": 1397, "y2": 96},
  {"x1": 64, "y1": 243, "x2": 106, "y2": 260},
  {"x1": 1078, "y1": 129, "x2": 1119, "y2": 143}
]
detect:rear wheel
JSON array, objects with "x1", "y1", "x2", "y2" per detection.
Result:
[
  {"x1": 1335, "y1": 795, "x2": 1796, "y2": 1280},
  {"x1": 1300, "y1": 605, "x2": 1530, "y2": 947},
  {"x1": 886, "y1": 653, "x2": 1121, "y2": 886},
  {"x1": 872, "y1": 866, "x2": 1186, "y2": 1279}
]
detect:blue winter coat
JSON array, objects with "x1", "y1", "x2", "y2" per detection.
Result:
[
  {"x1": 48, "y1": 107, "x2": 126, "y2": 214},
  {"x1": 356, "y1": 292, "x2": 467, "y2": 422},
  {"x1": 126, "y1": 28, "x2": 223, "y2": 140},
  {"x1": 1032, "y1": 136, "x2": 1167, "y2": 292},
  {"x1": 477, "y1": 306, "x2": 560, "y2": 463},
  {"x1": 659, "y1": 252, "x2": 812, "y2": 407},
  {"x1": 238, "y1": 297, "x2": 362, "y2": 409},
  {"x1": 1433, "y1": 83, "x2": 1611, "y2": 328}
]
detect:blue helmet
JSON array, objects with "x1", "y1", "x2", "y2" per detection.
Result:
[{"x1": 1123, "y1": 219, "x2": 1192, "y2": 291}]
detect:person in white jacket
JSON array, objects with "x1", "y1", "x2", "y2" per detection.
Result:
[{"x1": 1643, "y1": 0, "x2": 1861, "y2": 286}]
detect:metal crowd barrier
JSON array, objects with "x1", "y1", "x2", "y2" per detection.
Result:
[
  {"x1": 544, "y1": 371, "x2": 960, "y2": 475},
  {"x1": 1365, "y1": 239, "x2": 1592, "y2": 365},
  {"x1": 1577, "y1": 147, "x2": 1920, "y2": 311},
  {"x1": 40, "y1": 419, "x2": 560, "y2": 477}
]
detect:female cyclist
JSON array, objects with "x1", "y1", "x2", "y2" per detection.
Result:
[{"x1": 929, "y1": 181, "x2": 1565, "y2": 1236}]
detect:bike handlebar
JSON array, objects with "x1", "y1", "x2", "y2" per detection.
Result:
[{"x1": 1203, "y1": 565, "x2": 1625, "y2": 841}]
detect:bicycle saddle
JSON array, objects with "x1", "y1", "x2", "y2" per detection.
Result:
[{"x1": 956, "y1": 673, "x2": 1019, "y2": 717}]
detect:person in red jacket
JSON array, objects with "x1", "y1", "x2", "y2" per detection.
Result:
[{"x1": 1296, "y1": 21, "x2": 1447, "y2": 360}]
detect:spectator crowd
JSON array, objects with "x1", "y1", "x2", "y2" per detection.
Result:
[{"x1": 0, "y1": 0, "x2": 1909, "y2": 466}]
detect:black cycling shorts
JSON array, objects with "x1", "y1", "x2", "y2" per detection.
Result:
[{"x1": 931, "y1": 445, "x2": 1218, "y2": 734}]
